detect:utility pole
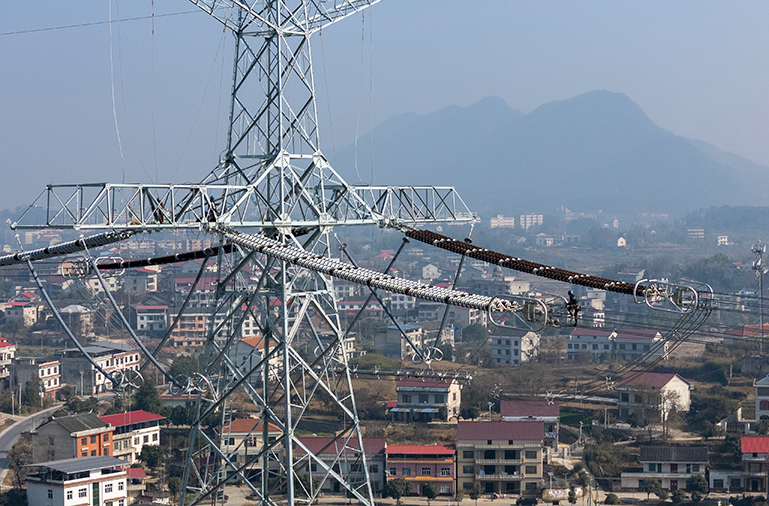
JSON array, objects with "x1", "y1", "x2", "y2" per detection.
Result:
[{"x1": 753, "y1": 243, "x2": 767, "y2": 353}]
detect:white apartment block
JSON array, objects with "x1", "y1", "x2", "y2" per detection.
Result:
[
  {"x1": 100, "y1": 410, "x2": 165, "y2": 464},
  {"x1": 489, "y1": 332, "x2": 539, "y2": 365},
  {"x1": 490, "y1": 215, "x2": 515, "y2": 229},
  {"x1": 27, "y1": 456, "x2": 128, "y2": 506}
]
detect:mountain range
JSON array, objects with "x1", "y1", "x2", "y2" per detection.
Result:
[{"x1": 329, "y1": 90, "x2": 769, "y2": 217}]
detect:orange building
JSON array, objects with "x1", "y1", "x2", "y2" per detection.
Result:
[{"x1": 32, "y1": 413, "x2": 115, "y2": 462}]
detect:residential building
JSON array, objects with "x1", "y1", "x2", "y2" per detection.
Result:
[
  {"x1": 615, "y1": 372, "x2": 691, "y2": 421},
  {"x1": 297, "y1": 436, "x2": 387, "y2": 495},
  {"x1": 220, "y1": 418, "x2": 283, "y2": 474},
  {"x1": 390, "y1": 378, "x2": 461, "y2": 422},
  {"x1": 490, "y1": 215, "x2": 515, "y2": 229},
  {"x1": 57, "y1": 343, "x2": 142, "y2": 395},
  {"x1": 2, "y1": 301, "x2": 40, "y2": 326},
  {"x1": 32, "y1": 413, "x2": 115, "y2": 462},
  {"x1": 566, "y1": 328, "x2": 616, "y2": 361},
  {"x1": 456, "y1": 421, "x2": 544, "y2": 496},
  {"x1": 0, "y1": 336, "x2": 16, "y2": 379},
  {"x1": 100, "y1": 410, "x2": 165, "y2": 464},
  {"x1": 614, "y1": 329, "x2": 666, "y2": 361},
  {"x1": 755, "y1": 374, "x2": 769, "y2": 423},
  {"x1": 385, "y1": 445, "x2": 456, "y2": 496},
  {"x1": 123, "y1": 267, "x2": 159, "y2": 293},
  {"x1": 133, "y1": 306, "x2": 168, "y2": 333},
  {"x1": 710, "y1": 437, "x2": 769, "y2": 492},
  {"x1": 26, "y1": 456, "x2": 128, "y2": 506},
  {"x1": 59, "y1": 305, "x2": 95, "y2": 337},
  {"x1": 232, "y1": 336, "x2": 280, "y2": 382},
  {"x1": 500, "y1": 400, "x2": 559, "y2": 450},
  {"x1": 519, "y1": 214, "x2": 543, "y2": 230},
  {"x1": 374, "y1": 324, "x2": 425, "y2": 360},
  {"x1": 447, "y1": 306, "x2": 487, "y2": 327},
  {"x1": 489, "y1": 331, "x2": 539, "y2": 365},
  {"x1": 11, "y1": 357, "x2": 61, "y2": 401},
  {"x1": 620, "y1": 446, "x2": 708, "y2": 491}
]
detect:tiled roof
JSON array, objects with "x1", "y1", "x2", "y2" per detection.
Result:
[
  {"x1": 500, "y1": 399, "x2": 559, "y2": 418},
  {"x1": 397, "y1": 378, "x2": 454, "y2": 389},
  {"x1": 615, "y1": 329, "x2": 661, "y2": 340},
  {"x1": 296, "y1": 436, "x2": 386, "y2": 455},
  {"x1": 456, "y1": 421, "x2": 544, "y2": 441},
  {"x1": 742, "y1": 437, "x2": 769, "y2": 454},
  {"x1": 28, "y1": 456, "x2": 128, "y2": 473},
  {"x1": 569, "y1": 328, "x2": 615, "y2": 337},
  {"x1": 616, "y1": 372, "x2": 688, "y2": 389},
  {"x1": 127, "y1": 467, "x2": 148, "y2": 479},
  {"x1": 135, "y1": 306, "x2": 168, "y2": 310},
  {"x1": 44, "y1": 413, "x2": 110, "y2": 434},
  {"x1": 220, "y1": 418, "x2": 281, "y2": 434},
  {"x1": 385, "y1": 445, "x2": 455, "y2": 456},
  {"x1": 640, "y1": 446, "x2": 708, "y2": 463},
  {"x1": 100, "y1": 410, "x2": 165, "y2": 427}
]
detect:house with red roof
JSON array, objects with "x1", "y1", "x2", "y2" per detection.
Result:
[
  {"x1": 1, "y1": 300, "x2": 40, "y2": 326},
  {"x1": 712, "y1": 436, "x2": 769, "y2": 492},
  {"x1": 500, "y1": 400, "x2": 559, "y2": 449},
  {"x1": 100, "y1": 410, "x2": 166, "y2": 464},
  {"x1": 385, "y1": 444, "x2": 456, "y2": 496},
  {"x1": 296, "y1": 436, "x2": 386, "y2": 495},
  {"x1": 390, "y1": 377, "x2": 461, "y2": 422},
  {"x1": 615, "y1": 372, "x2": 691, "y2": 421},
  {"x1": 456, "y1": 420, "x2": 544, "y2": 496}
]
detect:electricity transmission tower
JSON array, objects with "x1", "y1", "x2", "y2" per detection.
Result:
[{"x1": 12, "y1": 2, "x2": 473, "y2": 506}]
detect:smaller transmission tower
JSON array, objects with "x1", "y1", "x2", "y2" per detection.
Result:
[{"x1": 753, "y1": 243, "x2": 767, "y2": 353}]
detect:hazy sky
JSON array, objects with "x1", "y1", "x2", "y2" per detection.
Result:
[{"x1": 2, "y1": 1, "x2": 769, "y2": 212}]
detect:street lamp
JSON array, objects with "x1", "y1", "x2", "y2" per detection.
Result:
[{"x1": 579, "y1": 421, "x2": 584, "y2": 444}]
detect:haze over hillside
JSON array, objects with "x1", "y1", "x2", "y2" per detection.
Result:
[{"x1": 329, "y1": 90, "x2": 769, "y2": 217}]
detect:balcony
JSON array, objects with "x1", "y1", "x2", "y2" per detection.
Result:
[
  {"x1": 622, "y1": 471, "x2": 704, "y2": 480},
  {"x1": 743, "y1": 455, "x2": 769, "y2": 462},
  {"x1": 476, "y1": 473, "x2": 522, "y2": 481},
  {"x1": 475, "y1": 459, "x2": 522, "y2": 465}
]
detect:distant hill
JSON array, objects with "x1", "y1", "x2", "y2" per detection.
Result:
[{"x1": 328, "y1": 90, "x2": 769, "y2": 216}]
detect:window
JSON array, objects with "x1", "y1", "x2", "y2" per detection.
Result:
[
  {"x1": 104, "y1": 433, "x2": 109, "y2": 442},
  {"x1": 118, "y1": 481, "x2": 124, "y2": 491},
  {"x1": 370, "y1": 465, "x2": 378, "y2": 473},
  {"x1": 91, "y1": 450, "x2": 97, "y2": 456},
  {"x1": 525, "y1": 450, "x2": 537, "y2": 459},
  {"x1": 648, "y1": 463, "x2": 655, "y2": 472},
  {"x1": 390, "y1": 467, "x2": 397, "y2": 476},
  {"x1": 67, "y1": 490, "x2": 73, "y2": 500},
  {"x1": 525, "y1": 482, "x2": 537, "y2": 491},
  {"x1": 105, "y1": 484, "x2": 113, "y2": 493},
  {"x1": 91, "y1": 435, "x2": 97, "y2": 444},
  {"x1": 463, "y1": 482, "x2": 474, "y2": 490},
  {"x1": 134, "y1": 437, "x2": 140, "y2": 445},
  {"x1": 441, "y1": 468, "x2": 451, "y2": 476},
  {"x1": 505, "y1": 450, "x2": 516, "y2": 459},
  {"x1": 402, "y1": 468, "x2": 411, "y2": 476},
  {"x1": 463, "y1": 450, "x2": 473, "y2": 459},
  {"x1": 81, "y1": 451, "x2": 87, "y2": 457},
  {"x1": 119, "y1": 500, "x2": 125, "y2": 506},
  {"x1": 81, "y1": 437, "x2": 88, "y2": 445},
  {"x1": 48, "y1": 490, "x2": 53, "y2": 499},
  {"x1": 143, "y1": 435, "x2": 149, "y2": 443},
  {"x1": 692, "y1": 464, "x2": 700, "y2": 472},
  {"x1": 152, "y1": 433, "x2": 158, "y2": 441},
  {"x1": 441, "y1": 484, "x2": 452, "y2": 494},
  {"x1": 114, "y1": 441, "x2": 120, "y2": 450},
  {"x1": 79, "y1": 488, "x2": 87, "y2": 498},
  {"x1": 107, "y1": 502, "x2": 114, "y2": 506},
  {"x1": 525, "y1": 465, "x2": 537, "y2": 474},
  {"x1": 463, "y1": 466, "x2": 474, "y2": 474},
  {"x1": 421, "y1": 467, "x2": 431, "y2": 476}
]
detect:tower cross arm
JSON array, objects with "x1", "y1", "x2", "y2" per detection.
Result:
[
  {"x1": 13, "y1": 183, "x2": 474, "y2": 230},
  {"x1": 187, "y1": 0, "x2": 381, "y2": 35}
]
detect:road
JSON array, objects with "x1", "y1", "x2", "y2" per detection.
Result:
[{"x1": 0, "y1": 405, "x2": 61, "y2": 489}]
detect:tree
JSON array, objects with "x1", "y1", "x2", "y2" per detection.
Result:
[
  {"x1": 568, "y1": 487, "x2": 577, "y2": 506},
  {"x1": 8, "y1": 433, "x2": 33, "y2": 489},
  {"x1": 384, "y1": 478, "x2": 411, "y2": 506},
  {"x1": 133, "y1": 377, "x2": 163, "y2": 414},
  {"x1": 139, "y1": 444, "x2": 165, "y2": 468},
  {"x1": 455, "y1": 489, "x2": 464, "y2": 503},
  {"x1": 671, "y1": 489, "x2": 686, "y2": 504},
  {"x1": 686, "y1": 474, "x2": 708, "y2": 494},
  {"x1": 460, "y1": 406, "x2": 480, "y2": 420},
  {"x1": 22, "y1": 376, "x2": 41, "y2": 408},
  {"x1": 469, "y1": 483, "x2": 484, "y2": 506},
  {"x1": 656, "y1": 488, "x2": 668, "y2": 501},
  {"x1": 168, "y1": 477, "x2": 182, "y2": 499},
  {"x1": 462, "y1": 324, "x2": 489, "y2": 342},
  {"x1": 640, "y1": 479, "x2": 662, "y2": 500},
  {"x1": 604, "y1": 493, "x2": 619, "y2": 505},
  {"x1": 170, "y1": 405, "x2": 194, "y2": 426},
  {"x1": 691, "y1": 491, "x2": 703, "y2": 503},
  {"x1": 423, "y1": 484, "x2": 438, "y2": 506},
  {"x1": 758, "y1": 418, "x2": 769, "y2": 436}
]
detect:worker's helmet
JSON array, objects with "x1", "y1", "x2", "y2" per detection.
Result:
[{"x1": 568, "y1": 290, "x2": 573, "y2": 296}]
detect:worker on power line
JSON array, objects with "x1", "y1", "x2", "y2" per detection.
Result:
[{"x1": 567, "y1": 290, "x2": 580, "y2": 326}]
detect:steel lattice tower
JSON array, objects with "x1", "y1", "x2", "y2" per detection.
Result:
[{"x1": 10, "y1": 2, "x2": 474, "y2": 505}]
